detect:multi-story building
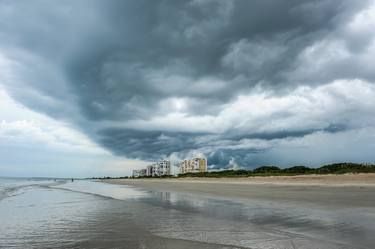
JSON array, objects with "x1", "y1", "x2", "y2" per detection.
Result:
[
  {"x1": 157, "y1": 160, "x2": 171, "y2": 176},
  {"x1": 139, "y1": 168, "x2": 147, "y2": 177},
  {"x1": 180, "y1": 157, "x2": 207, "y2": 174},
  {"x1": 146, "y1": 165, "x2": 153, "y2": 176},
  {"x1": 142, "y1": 160, "x2": 171, "y2": 177},
  {"x1": 132, "y1": 170, "x2": 140, "y2": 177},
  {"x1": 132, "y1": 169, "x2": 146, "y2": 177},
  {"x1": 151, "y1": 163, "x2": 159, "y2": 176}
]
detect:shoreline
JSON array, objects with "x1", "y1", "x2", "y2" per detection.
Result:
[{"x1": 101, "y1": 173, "x2": 375, "y2": 208}]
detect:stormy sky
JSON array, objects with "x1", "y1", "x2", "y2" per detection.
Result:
[{"x1": 1, "y1": 0, "x2": 375, "y2": 176}]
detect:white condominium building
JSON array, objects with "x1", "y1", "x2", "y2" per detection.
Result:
[
  {"x1": 151, "y1": 163, "x2": 159, "y2": 176},
  {"x1": 180, "y1": 157, "x2": 207, "y2": 174},
  {"x1": 157, "y1": 160, "x2": 171, "y2": 176},
  {"x1": 144, "y1": 160, "x2": 171, "y2": 177},
  {"x1": 132, "y1": 170, "x2": 140, "y2": 177},
  {"x1": 146, "y1": 165, "x2": 153, "y2": 176},
  {"x1": 132, "y1": 169, "x2": 146, "y2": 177},
  {"x1": 139, "y1": 168, "x2": 147, "y2": 177}
]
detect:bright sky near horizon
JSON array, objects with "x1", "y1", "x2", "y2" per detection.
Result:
[
  {"x1": 0, "y1": 87, "x2": 150, "y2": 177},
  {"x1": 1, "y1": 0, "x2": 375, "y2": 177}
]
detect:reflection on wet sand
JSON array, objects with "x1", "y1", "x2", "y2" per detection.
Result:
[
  {"x1": 130, "y1": 189, "x2": 373, "y2": 249},
  {"x1": 1, "y1": 180, "x2": 374, "y2": 249}
]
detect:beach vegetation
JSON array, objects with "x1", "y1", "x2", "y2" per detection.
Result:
[{"x1": 177, "y1": 163, "x2": 375, "y2": 178}]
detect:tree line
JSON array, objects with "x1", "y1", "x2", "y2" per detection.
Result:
[{"x1": 178, "y1": 163, "x2": 375, "y2": 178}]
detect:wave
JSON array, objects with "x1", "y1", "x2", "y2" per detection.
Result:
[
  {"x1": 51, "y1": 180, "x2": 148, "y2": 201},
  {"x1": 0, "y1": 185, "x2": 26, "y2": 201},
  {"x1": 0, "y1": 179, "x2": 146, "y2": 202},
  {"x1": 0, "y1": 179, "x2": 66, "y2": 202}
]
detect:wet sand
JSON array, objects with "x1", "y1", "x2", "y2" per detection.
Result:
[
  {"x1": 0, "y1": 179, "x2": 241, "y2": 249},
  {"x1": 99, "y1": 174, "x2": 375, "y2": 248},
  {"x1": 103, "y1": 173, "x2": 375, "y2": 208},
  {"x1": 3, "y1": 177, "x2": 375, "y2": 248}
]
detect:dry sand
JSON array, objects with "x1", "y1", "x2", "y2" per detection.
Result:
[{"x1": 103, "y1": 173, "x2": 375, "y2": 208}]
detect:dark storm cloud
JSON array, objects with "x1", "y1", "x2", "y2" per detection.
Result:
[
  {"x1": 1, "y1": 0, "x2": 375, "y2": 167},
  {"x1": 97, "y1": 128, "x2": 208, "y2": 160},
  {"x1": 226, "y1": 124, "x2": 347, "y2": 142},
  {"x1": 96, "y1": 123, "x2": 348, "y2": 166},
  {"x1": 207, "y1": 124, "x2": 349, "y2": 168}
]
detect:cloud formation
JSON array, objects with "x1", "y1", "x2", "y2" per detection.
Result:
[{"x1": 1, "y1": 0, "x2": 375, "y2": 169}]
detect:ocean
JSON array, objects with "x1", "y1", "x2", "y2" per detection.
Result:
[{"x1": 0, "y1": 177, "x2": 374, "y2": 249}]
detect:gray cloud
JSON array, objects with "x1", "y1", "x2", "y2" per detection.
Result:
[
  {"x1": 1, "y1": 0, "x2": 375, "y2": 168},
  {"x1": 97, "y1": 128, "x2": 208, "y2": 160}
]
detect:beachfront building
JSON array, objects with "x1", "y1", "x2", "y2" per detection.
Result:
[
  {"x1": 179, "y1": 157, "x2": 207, "y2": 174},
  {"x1": 132, "y1": 170, "x2": 140, "y2": 177},
  {"x1": 146, "y1": 165, "x2": 153, "y2": 176},
  {"x1": 152, "y1": 163, "x2": 159, "y2": 176},
  {"x1": 142, "y1": 160, "x2": 171, "y2": 177},
  {"x1": 157, "y1": 160, "x2": 171, "y2": 176},
  {"x1": 139, "y1": 168, "x2": 147, "y2": 177},
  {"x1": 132, "y1": 168, "x2": 147, "y2": 177}
]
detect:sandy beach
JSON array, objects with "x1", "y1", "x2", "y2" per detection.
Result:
[
  {"x1": 97, "y1": 174, "x2": 375, "y2": 248},
  {"x1": 2, "y1": 176, "x2": 375, "y2": 248},
  {"x1": 103, "y1": 173, "x2": 375, "y2": 208}
]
